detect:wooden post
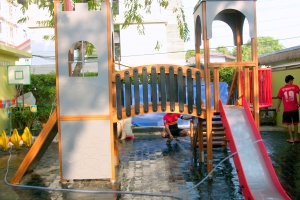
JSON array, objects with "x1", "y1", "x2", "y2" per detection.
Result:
[
  {"x1": 54, "y1": 0, "x2": 65, "y2": 183},
  {"x1": 213, "y1": 68, "x2": 219, "y2": 111},
  {"x1": 251, "y1": 1, "x2": 260, "y2": 129},
  {"x1": 190, "y1": 120, "x2": 194, "y2": 146},
  {"x1": 202, "y1": 2, "x2": 213, "y2": 173},
  {"x1": 198, "y1": 118, "x2": 204, "y2": 162},
  {"x1": 235, "y1": 14, "x2": 243, "y2": 106},
  {"x1": 105, "y1": 0, "x2": 117, "y2": 181}
]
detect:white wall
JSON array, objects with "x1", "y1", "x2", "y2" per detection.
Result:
[
  {"x1": 116, "y1": 0, "x2": 185, "y2": 67},
  {"x1": 209, "y1": 56, "x2": 226, "y2": 63},
  {"x1": 120, "y1": 23, "x2": 169, "y2": 66}
]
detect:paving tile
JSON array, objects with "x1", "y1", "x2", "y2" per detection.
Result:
[{"x1": 0, "y1": 130, "x2": 299, "y2": 199}]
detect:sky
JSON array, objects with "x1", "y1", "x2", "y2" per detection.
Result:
[{"x1": 183, "y1": 0, "x2": 300, "y2": 51}]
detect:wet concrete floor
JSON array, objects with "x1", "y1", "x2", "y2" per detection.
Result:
[{"x1": 0, "y1": 130, "x2": 299, "y2": 199}]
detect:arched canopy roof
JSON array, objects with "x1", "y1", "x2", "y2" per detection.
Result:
[{"x1": 194, "y1": 0, "x2": 256, "y2": 46}]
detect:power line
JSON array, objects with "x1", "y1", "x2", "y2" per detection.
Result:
[{"x1": 30, "y1": 34, "x2": 300, "y2": 60}]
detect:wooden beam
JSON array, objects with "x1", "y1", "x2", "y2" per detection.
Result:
[
  {"x1": 226, "y1": 70, "x2": 238, "y2": 105},
  {"x1": 60, "y1": 115, "x2": 111, "y2": 121},
  {"x1": 235, "y1": 13, "x2": 243, "y2": 106},
  {"x1": 252, "y1": 1, "x2": 260, "y2": 129},
  {"x1": 104, "y1": 0, "x2": 116, "y2": 182},
  {"x1": 54, "y1": 0, "x2": 65, "y2": 183},
  {"x1": 113, "y1": 123, "x2": 120, "y2": 166},
  {"x1": 202, "y1": 2, "x2": 214, "y2": 173},
  {"x1": 244, "y1": 67, "x2": 250, "y2": 104},
  {"x1": 198, "y1": 118, "x2": 204, "y2": 162},
  {"x1": 112, "y1": 103, "x2": 206, "y2": 122},
  {"x1": 190, "y1": 120, "x2": 194, "y2": 146},
  {"x1": 111, "y1": 65, "x2": 204, "y2": 82},
  {"x1": 213, "y1": 68, "x2": 220, "y2": 111},
  {"x1": 208, "y1": 62, "x2": 255, "y2": 68}
]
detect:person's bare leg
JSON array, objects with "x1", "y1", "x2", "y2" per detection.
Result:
[
  {"x1": 162, "y1": 131, "x2": 173, "y2": 144},
  {"x1": 161, "y1": 131, "x2": 168, "y2": 138},
  {"x1": 179, "y1": 129, "x2": 189, "y2": 137},
  {"x1": 294, "y1": 124, "x2": 299, "y2": 141},
  {"x1": 287, "y1": 124, "x2": 293, "y2": 142}
]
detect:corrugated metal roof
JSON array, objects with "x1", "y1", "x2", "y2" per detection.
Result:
[{"x1": 258, "y1": 46, "x2": 300, "y2": 65}]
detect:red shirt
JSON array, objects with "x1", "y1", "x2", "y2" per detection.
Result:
[
  {"x1": 163, "y1": 113, "x2": 181, "y2": 126},
  {"x1": 277, "y1": 84, "x2": 300, "y2": 112}
]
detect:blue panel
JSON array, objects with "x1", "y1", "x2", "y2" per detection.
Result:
[{"x1": 129, "y1": 82, "x2": 228, "y2": 127}]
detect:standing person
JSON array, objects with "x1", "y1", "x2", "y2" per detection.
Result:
[
  {"x1": 276, "y1": 75, "x2": 300, "y2": 143},
  {"x1": 161, "y1": 113, "x2": 194, "y2": 145}
]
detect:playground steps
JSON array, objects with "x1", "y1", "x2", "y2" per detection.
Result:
[{"x1": 195, "y1": 113, "x2": 227, "y2": 147}]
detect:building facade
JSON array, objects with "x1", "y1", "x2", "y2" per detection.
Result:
[
  {"x1": 0, "y1": 0, "x2": 31, "y2": 133},
  {"x1": 0, "y1": 0, "x2": 28, "y2": 47},
  {"x1": 0, "y1": 44, "x2": 31, "y2": 134}
]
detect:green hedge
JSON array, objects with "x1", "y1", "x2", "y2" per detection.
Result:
[{"x1": 23, "y1": 72, "x2": 57, "y2": 125}]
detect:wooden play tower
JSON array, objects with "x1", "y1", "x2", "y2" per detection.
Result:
[
  {"x1": 193, "y1": 0, "x2": 259, "y2": 173},
  {"x1": 10, "y1": 0, "x2": 260, "y2": 184}
]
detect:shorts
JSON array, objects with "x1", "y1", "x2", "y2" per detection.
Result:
[
  {"x1": 169, "y1": 125, "x2": 183, "y2": 137},
  {"x1": 282, "y1": 109, "x2": 299, "y2": 125}
]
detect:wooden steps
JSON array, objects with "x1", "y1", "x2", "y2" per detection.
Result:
[{"x1": 191, "y1": 113, "x2": 227, "y2": 147}]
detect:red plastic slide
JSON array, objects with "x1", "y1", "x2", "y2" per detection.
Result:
[{"x1": 219, "y1": 99, "x2": 290, "y2": 200}]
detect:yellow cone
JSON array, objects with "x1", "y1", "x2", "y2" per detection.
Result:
[
  {"x1": 11, "y1": 129, "x2": 21, "y2": 150},
  {"x1": 0, "y1": 131, "x2": 9, "y2": 151},
  {"x1": 22, "y1": 127, "x2": 32, "y2": 147}
]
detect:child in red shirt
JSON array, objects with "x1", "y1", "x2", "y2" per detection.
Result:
[
  {"x1": 276, "y1": 75, "x2": 300, "y2": 143},
  {"x1": 161, "y1": 113, "x2": 193, "y2": 145}
]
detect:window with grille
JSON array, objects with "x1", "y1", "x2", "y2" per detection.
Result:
[{"x1": 68, "y1": 41, "x2": 98, "y2": 77}]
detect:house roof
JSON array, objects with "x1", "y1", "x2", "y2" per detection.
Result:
[
  {"x1": 204, "y1": 52, "x2": 236, "y2": 60},
  {"x1": 187, "y1": 53, "x2": 236, "y2": 63},
  {"x1": 258, "y1": 45, "x2": 300, "y2": 65},
  {"x1": 0, "y1": 44, "x2": 32, "y2": 58},
  {"x1": 16, "y1": 39, "x2": 31, "y2": 51}
]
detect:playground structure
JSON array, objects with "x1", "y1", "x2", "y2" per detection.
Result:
[{"x1": 8, "y1": 0, "x2": 290, "y2": 199}]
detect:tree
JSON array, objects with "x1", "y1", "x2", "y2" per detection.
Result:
[
  {"x1": 232, "y1": 36, "x2": 284, "y2": 61},
  {"x1": 185, "y1": 49, "x2": 205, "y2": 59},
  {"x1": 185, "y1": 46, "x2": 233, "y2": 60},
  {"x1": 17, "y1": 0, "x2": 189, "y2": 42},
  {"x1": 214, "y1": 46, "x2": 232, "y2": 55},
  {"x1": 185, "y1": 50, "x2": 195, "y2": 59},
  {"x1": 17, "y1": 0, "x2": 190, "y2": 75}
]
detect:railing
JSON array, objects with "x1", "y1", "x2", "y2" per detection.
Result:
[
  {"x1": 227, "y1": 69, "x2": 273, "y2": 108},
  {"x1": 112, "y1": 64, "x2": 203, "y2": 120},
  {"x1": 226, "y1": 70, "x2": 239, "y2": 105}
]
